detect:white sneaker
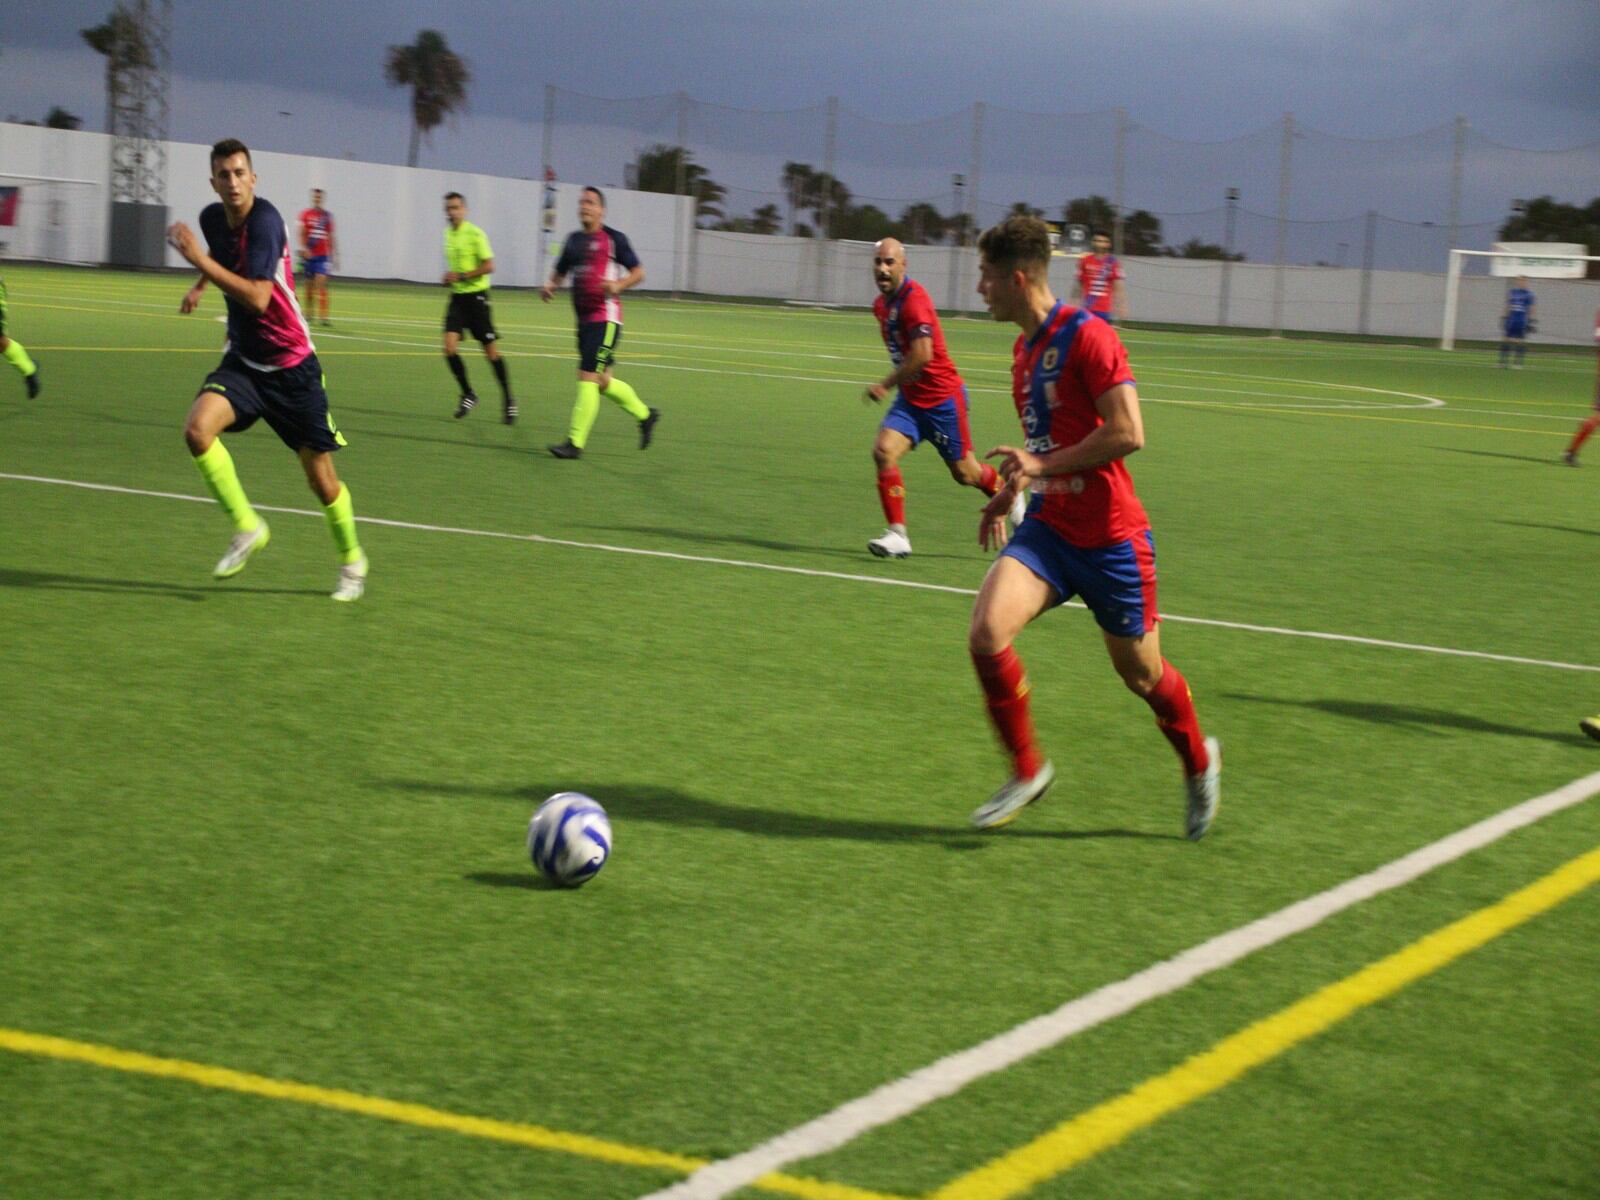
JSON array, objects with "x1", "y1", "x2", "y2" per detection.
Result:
[
  {"x1": 867, "y1": 528, "x2": 912, "y2": 558},
  {"x1": 213, "y1": 522, "x2": 270, "y2": 578},
  {"x1": 1008, "y1": 489, "x2": 1029, "y2": 529},
  {"x1": 1185, "y1": 737, "x2": 1221, "y2": 841},
  {"x1": 971, "y1": 760, "x2": 1056, "y2": 829},
  {"x1": 331, "y1": 555, "x2": 368, "y2": 602}
]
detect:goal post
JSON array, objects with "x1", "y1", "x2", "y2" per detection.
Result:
[
  {"x1": 1441, "y1": 246, "x2": 1600, "y2": 350},
  {"x1": 0, "y1": 172, "x2": 106, "y2": 266}
]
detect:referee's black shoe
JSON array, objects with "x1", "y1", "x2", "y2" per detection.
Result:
[
  {"x1": 25, "y1": 369, "x2": 40, "y2": 400},
  {"x1": 548, "y1": 438, "x2": 582, "y2": 459},
  {"x1": 638, "y1": 407, "x2": 660, "y2": 449},
  {"x1": 453, "y1": 391, "x2": 478, "y2": 419}
]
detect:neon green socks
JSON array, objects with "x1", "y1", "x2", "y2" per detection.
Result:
[
  {"x1": 603, "y1": 376, "x2": 650, "y2": 420},
  {"x1": 323, "y1": 483, "x2": 363, "y2": 565},
  {"x1": 193, "y1": 440, "x2": 261, "y2": 532},
  {"x1": 2, "y1": 338, "x2": 35, "y2": 378},
  {"x1": 569, "y1": 380, "x2": 601, "y2": 448}
]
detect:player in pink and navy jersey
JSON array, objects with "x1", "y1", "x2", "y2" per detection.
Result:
[
  {"x1": 168, "y1": 139, "x2": 366, "y2": 601},
  {"x1": 965, "y1": 215, "x2": 1218, "y2": 836},
  {"x1": 1075, "y1": 230, "x2": 1125, "y2": 324},
  {"x1": 542, "y1": 186, "x2": 659, "y2": 459},
  {"x1": 861, "y1": 238, "x2": 1022, "y2": 559}
]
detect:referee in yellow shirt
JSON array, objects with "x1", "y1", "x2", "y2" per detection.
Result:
[{"x1": 442, "y1": 192, "x2": 515, "y2": 423}]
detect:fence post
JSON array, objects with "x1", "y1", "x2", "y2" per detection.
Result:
[
  {"x1": 1112, "y1": 106, "x2": 1127, "y2": 258},
  {"x1": 1219, "y1": 187, "x2": 1239, "y2": 327},
  {"x1": 1446, "y1": 114, "x2": 1466, "y2": 267},
  {"x1": 1271, "y1": 112, "x2": 1293, "y2": 337},
  {"x1": 536, "y1": 84, "x2": 555, "y2": 289},
  {"x1": 1358, "y1": 208, "x2": 1376, "y2": 335},
  {"x1": 961, "y1": 100, "x2": 986, "y2": 312},
  {"x1": 816, "y1": 95, "x2": 838, "y2": 303}
]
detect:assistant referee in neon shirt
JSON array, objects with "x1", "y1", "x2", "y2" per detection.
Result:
[{"x1": 442, "y1": 191, "x2": 515, "y2": 423}]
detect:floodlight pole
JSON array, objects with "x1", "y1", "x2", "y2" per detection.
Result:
[
  {"x1": 1445, "y1": 115, "x2": 1466, "y2": 267},
  {"x1": 1271, "y1": 112, "x2": 1293, "y2": 337},
  {"x1": 1358, "y1": 209, "x2": 1376, "y2": 335},
  {"x1": 1218, "y1": 187, "x2": 1238, "y2": 327},
  {"x1": 673, "y1": 90, "x2": 689, "y2": 299},
  {"x1": 1112, "y1": 107, "x2": 1127, "y2": 258}
]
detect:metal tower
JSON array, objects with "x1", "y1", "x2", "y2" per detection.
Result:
[{"x1": 103, "y1": 0, "x2": 172, "y2": 265}]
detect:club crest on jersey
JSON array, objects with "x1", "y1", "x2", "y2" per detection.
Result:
[{"x1": 1042, "y1": 347, "x2": 1059, "y2": 372}]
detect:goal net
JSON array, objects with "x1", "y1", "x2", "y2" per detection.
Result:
[
  {"x1": 1441, "y1": 244, "x2": 1600, "y2": 350},
  {"x1": 0, "y1": 173, "x2": 105, "y2": 266}
]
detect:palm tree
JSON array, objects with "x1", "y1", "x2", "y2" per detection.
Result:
[
  {"x1": 631, "y1": 144, "x2": 727, "y2": 226},
  {"x1": 81, "y1": 7, "x2": 153, "y2": 134},
  {"x1": 383, "y1": 31, "x2": 471, "y2": 168},
  {"x1": 898, "y1": 202, "x2": 946, "y2": 245},
  {"x1": 749, "y1": 203, "x2": 782, "y2": 236},
  {"x1": 781, "y1": 162, "x2": 816, "y2": 236}
]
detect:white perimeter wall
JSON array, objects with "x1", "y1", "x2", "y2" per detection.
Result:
[{"x1": 5, "y1": 125, "x2": 1595, "y2": 345}]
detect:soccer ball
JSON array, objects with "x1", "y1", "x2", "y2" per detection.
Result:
[{"x1": 527, "y1": 792, "x2": 612, "y2": 887}]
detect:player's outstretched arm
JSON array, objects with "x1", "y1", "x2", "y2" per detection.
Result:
[{"x1": 167, "y1": 222, "x2": 272, "y2": 315}]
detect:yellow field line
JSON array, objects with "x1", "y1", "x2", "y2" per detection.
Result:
[
  {"x1": 0, "y1": 1028, "x2": 905, "y2": 1200},
  {"x1": 929, "y1": 842, "x2": 1600, "y2": 1200}
]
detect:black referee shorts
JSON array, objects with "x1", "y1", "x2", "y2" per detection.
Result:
[{"x1": 445, "y1": 291, "x2": 498, "y2": 343}]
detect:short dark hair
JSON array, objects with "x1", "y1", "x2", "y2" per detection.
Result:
[
  {"x1": 583, "y1": 185, "x2": 605, "y2": 206},
  {"x1": 210, "y1": 138, "x2": 251, "y2": 169},
  {"x1": 1091, "y1": 229, "x2": 1110, "y2": 241},
  {"x1": 444, "y1": 191, "x2": 465, "y2": 203},
  {"x1": 977, "y1": 216, "x2": 1053, "y2": 280}
]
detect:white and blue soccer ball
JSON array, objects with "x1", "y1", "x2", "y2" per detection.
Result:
[{"x1": 527, "y1": 792, "x2": 612, "y2": 887}]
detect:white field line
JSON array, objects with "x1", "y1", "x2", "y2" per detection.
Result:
[
  {"x1": 3, "y1": 471, "x2": 1597, "y2": 675},
  {"x1": 641, "y1": 766, "x2": 1600, "y2": 1200}
]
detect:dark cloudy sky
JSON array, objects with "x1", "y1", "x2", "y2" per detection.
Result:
[{"x1": 3, "y1": 0, "x2": 1597, "y2": 260}]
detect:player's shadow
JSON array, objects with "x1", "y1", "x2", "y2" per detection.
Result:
[
  {"x1": 1494, "y1": 519, "x2": 1600, "y2": 539},
  {"x1": 0, "y1": 567, "x2": 321, "y2": 601},
  {"x1": 1426, "y1": 445, "x2": 1561, "y2": 466},
  {"x1": 380, "y1": 778, "x2": 1173, "y2": 855},
  {"x1": 1223, "y1": 693, "x2": 1590, "y2": 747},
  {"x1": 580, "y1": 523, "x2": 973, "y2": 563}
]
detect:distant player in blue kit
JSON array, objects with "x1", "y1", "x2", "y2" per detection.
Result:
[{"x1": 1499, "y1": 277, "x2": 1535, "y2": 368}]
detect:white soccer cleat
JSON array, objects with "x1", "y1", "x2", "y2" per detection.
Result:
[
  {"x1": 1008, "y1": 489, "x2": 1029, "y2": 529},
  {"x1": 867, "y1": 528, "x2": 912, "y2": 559},
  {"x1": 331, "y1": 555, "x2": 368, "y2": 603},
  {"x1": 1185, "y1": 736, "x2": 1222, "y2": 841},
  {"x1": 213, "y1": 522, "x2": 270, "y2": 579},
  {"x1": 971, "y1": 760, "x2": 1056, "y2": 829}
]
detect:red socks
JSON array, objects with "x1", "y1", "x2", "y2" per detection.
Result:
[
  {"x1": 1570, "y1": 414, "x2": 1600, "y2": 455},
  {"x1": 977, "y1": 463, "x2": 1001, "y2": 496},
  {"x1": 1145, "y1": 659, "x2": 1209, "y2": 776},
  {"x1": 972, "y1": 646, "x2": 1044, "y2": 779},
  {"x1": 877, "y1": 467, "x2": 906, "y2": 526}
]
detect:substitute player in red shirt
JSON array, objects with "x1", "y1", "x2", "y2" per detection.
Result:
[
  {"x1": 864, "y1": 238, "x2": 1023, "y2": 557},
  {"x1": 298, "y1": 188, "x2": 335, "y2": 326},
  {"x1": 1075, "y1": 229, "x2": 1126, "y2": 324},
  {"x1": 1559, "y1": 309, "x2": 1600, "y2": 466},
  {"x1": 967, "y1": 216, "x2": 1217, "y2": 835}
]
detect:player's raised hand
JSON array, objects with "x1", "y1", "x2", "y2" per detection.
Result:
[
  {"x1": 863, "y1": 382, "x2": 890, "y2": 405},
  {"x1": 978, "y1": 488, "x2": 1013, "y2": 551},
  {"x1": 986, "y1": 444, "x2": 1043, "y2": 490},
  {"x1": 179, "y1": 283, "x2": 206, "y2": 314},
  {"x1": 166, "y1": 222, "x2": 203, "y2": 266}
]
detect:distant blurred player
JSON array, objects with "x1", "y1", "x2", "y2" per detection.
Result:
[
  {"x1": 442, "y1": 192, "x2": 515, "y2": 424},
  {"x1": 1582, "y1": 713, "x2": 1600, "y2": 741},
  {"x1": 1559, "y1": 309, "x2": 1600, "y2": 466},
  {"x1": 967, "y1": 215, "x2": 1217, "y2": 836},
  {"x1": 1075, "y1": 229, "x2": 1126, "y2": 324},
  {"x1": 862, "y1": 237, "x2": 1020, "y2": 558},
  {"x1": 169, "y1": 139, "x2": 366, "y2": 601},
  {"x1": 0, "y1": 274, "x2": 40, "y2": 398},
  {"x1": 1498, "y1": 276, "x2": 1535, "y2": 368},
  {"x1": 298, "y1": 188, "x2": 335, "y2": 325},
  {"x1": 542, "y1": 186, "x2": 658, "y2": 459}
]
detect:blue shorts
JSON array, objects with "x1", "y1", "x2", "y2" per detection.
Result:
[
  {"x1": 303, "y1": 255, "x2": 330, "y2": 277},
  {"x1": 1001, "y1": 519, "x2": 1159, "y2": 637},
  {"x1": 1503, "y1": 316, "x2": 1527, "y2": 339},
  {"x1": 201, "y1": 353, "x2": 346, "y2": 454},
  {"x1": 881, "y1": 390, "x2": 971, "y2": 463}
]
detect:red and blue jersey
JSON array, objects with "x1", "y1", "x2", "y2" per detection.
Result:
[
  {"x1": 872, "y1": 278, "x2": 964, "y2": 409},
  {"x1": 1012, "y1": 303, "x2": 1146, "y2": 548},
  {"x1": 200, "y1": 197, "x2": 313, "y2": 371},
  {"x1": 298, "y1": 206, "x2": 333, "y2": 257},
  {"x1": 555, "y1": 224, "x2": 640, "y2": 324},
  {"x1": 1076, "y1": 253, "x2": 1122, "y2": 313}
]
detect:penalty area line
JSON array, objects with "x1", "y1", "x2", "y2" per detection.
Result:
[
  {"x1": 638, "y1": 767, "x2": 1600, "y2": 1200},
  {"x1": 3, "y1": 471, "x2": 1597, "y2": 674}
]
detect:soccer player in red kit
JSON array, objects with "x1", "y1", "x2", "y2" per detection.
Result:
[
  {"x1": 863, "y1": 238, "x2": 1022, "y2": 557},
  {"x1": 967, "y1": 216, "x2": 1218, "y2": 836},
  {"x1": 1075, "y1": 230, "x2": 1125, "y2": 324},
  {"x1": 298, "y1": 189, "x2": 335, "y2": 325},
  {"x1": 1560, "y1": 309, "x2": 1600, "y2": 466}
]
